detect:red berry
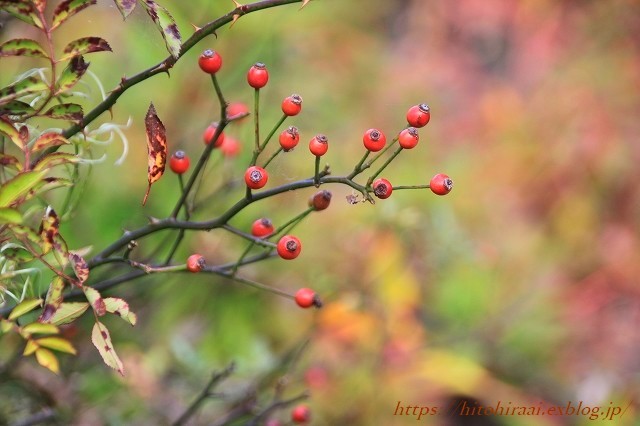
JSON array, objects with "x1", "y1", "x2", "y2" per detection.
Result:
[
  {"x1": 247, "y1": 62, "x2": 269, "y2": 88},
  {"x1": 372, "y1": 178, "x2": 393, "y2": 199},
  {"x1": 429, "y1": 173, "x2": 453, "y2": 195},
  {"x1": 203, "y1": 122, "x2": 225, "y2": 147},
  {"x1": 277, "y1": 235, "x2": 301, "y2": 260},
  {"x1": 198, "y1": 49, "x2": 222, "y2": 74},
  {"x1": 309, "y1": 134, "x2": 328, "y2": 156},
  {"x1": 244, "y1": 166, "x2": 268, "y2": 189},
  {"x1": 398, "y1": 127, "x2": 419, "y2": 149},
  {"x1": 291, "y1": 404, "x2": 311, "y2": 424},
  {"x1": 251, "y1": 218, "x2": 274, "y2": 238},
  {"x1": 281, "y1": 94, "x2": 303, "y2": 116},
  {"x1": 226, "y1": 102, "x2": 249, "y2": 121},
  {"x1": 186, "y1": 254, "x2": 205, "y2": 273},
  {"x1": 220, "y1": 136, "x2": 241, "y2": 157},
  {"x1": 169, "y1": 150, "x2": 190, "y2": 174},
  {"x1": 309, "y1": 189, "x2": 332, "y2": 211},
  {"x1": 279, "y1": 126, "x2": 300, "y2": 151},
  {"x1": 362, "y1": 128, "x2": 386, "y2": 152},
  {"x1": 406, "y1": 103, "x2": 431, "y2": 128},
  {"x1": 295, "y1": 288, "x2": 322, "y2": 308}
]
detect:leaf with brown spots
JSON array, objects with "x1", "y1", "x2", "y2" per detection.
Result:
[
  {"x1": 59, "y1": 37, "x2": 112, "y2": 61},
  {"x1": 84, "y1": 287, "x2": 106, "y2": 316},
  {"x1": 38, "y1": 276, "x2": 65, "y2": 323},
  {"x1": 0, "y1": 75, "x2": 48, "y2": 106},
  {"x1": 42, "y1": 103, "x2": 83, "y2": 123},
  {"x1": 69, "y1": 252, "x2": 89, "y2": 286},
  {"x1": 0, "y1": 116, "x2": 23, "y2": 149},
  {"x1": 0, "y1": 39, "x2": 48, "y2": 58},
  {"x1": 0, "y1": 1, "x2": 43, "y2": 28},
  {"x1": 141, "y1": 0, "x2": 182, "y2": 58},
  {"x1": 104, "y1": 297, "x2": 137, "y2": 326},
  {"x1": 113, "y1": 0, "x2": 137, "y2": 19},
  {"x1": 55, "y1": 56, "x2": 89, "y2": 95},
  {"x1": 92, "y1": 321, "x2": 124, "y2": 375},
  {"x1": 142, "y1": 103, "x2": 167, "y2": 205},
  {"x1": 34, "y1": 152, "x2": 81, "y2": 171},
  {"x1": 32, "y1": 132, "x2": 70, "y2": 152},
  {"x1": 39, "y1": 206, "x2": 60, "y2": 254},
  {"x1": 52, "y1": 0, "x2": 97, "y2": 30},
  {"x1": 0, "y1": 100, "x2": 36, "y2": 117}
]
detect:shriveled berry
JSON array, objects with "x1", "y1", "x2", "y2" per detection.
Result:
[
  {"x1": 363, "y1": 128, "x2": 386, "y2": 152},
  {"x1": 247, "y1": 62, "x2": 269, "y2": 88},
  {"x1": 295, "y1": 288, "x2": 322, "y2": 308},
  {"x1": 309, "y1": 134, "x2": 328, "y2": 156},
  {"x1": 398, "y1": 127, "x2": 419, "y2": 149},
  {"x1": 373, "y1": 178, "x2": 393, "y2": 199},
  {"x1": 309, "y1": 189, "x2": 332, "y2": 211},
  {"x1": 279, "y1": 126, "x2": 300, "y2": 151},
  {"x1": 244, "y1": 166, "x2": 268, "y2": 189},
  {"x1": 277, "y1": 235, "x2": 301, "y2": 260},
  {"x1": 186, "y1": 254, "x2": 205, "y2": 273},
  {"x1": 282, "y1": 94, "x2": 303, "y2": 116},
  {"x1": 291, "y1": 404, "x2": 311, "y2": 423},
  {"x1": 406, "y1": 103, "x2": 431, "y2": 128},
  {"x1": 251, "y1": 218, "x2": 274, "y2": 238},
  {"x1": 169, "y1": 150, "x2": 190, "y2": 174},
  {"x1": 429, "y1": 173, "x2": 453, "y2": 195},
  {"x1": 198, "y1": 49, "x2": 222, "y2": 74},
  {"x1": 203, "y1": 122, "x2": 225, "y2": 147}
]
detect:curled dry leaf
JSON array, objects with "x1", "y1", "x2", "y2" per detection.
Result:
[
  {"x1": 69, "y1": 252, "x2": 89, "y2": 286},
  {"x1": 142, "y1": 103, "x2": 167, "y2": 205},
  {"x1": 39, "y1": 206, "x2": 60, "y2": 254},
  {"x1": 38, "y1": 276, "x2": 65, "y2": 323}
]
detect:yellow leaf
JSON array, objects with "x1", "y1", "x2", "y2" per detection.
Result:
[
  {"x1": 8, "y1": 298, "x2": 43, "y2": 320},
  {"x1": 35, "y1": 348, "x2": 59, "y2": 374},
  {"x1": 36, "y1": 337, "x2": 77, "y2": 355},
  {"x1": 22, "y1": 323, "x2": 59, "y2": 335},
  {"x1": 23, "y1": 339, "x2": 39, "y2": 356}
]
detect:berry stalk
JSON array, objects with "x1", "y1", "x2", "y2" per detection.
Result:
[{"x1": 367, "y1": 146, "x2": 404, "y2": 186}]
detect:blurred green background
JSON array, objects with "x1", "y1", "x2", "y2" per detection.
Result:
[{"x1": 1, "y1": 0, "x2": 639, "y2": 424}]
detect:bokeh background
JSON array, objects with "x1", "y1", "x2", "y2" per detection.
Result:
[{"x1": 1, "y1": 0, "x2": 639, "y2": 424}]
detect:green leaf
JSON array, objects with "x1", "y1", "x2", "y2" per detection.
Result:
[
  {"x1": 92, "y1": 321, "x2": 124, "y2": 375},
  {"x1": 35, "y1": 347, "x2": 60, "y2": 374},
  {"x1": 32, "y1": 132, "x2": 71, "y2": 152},
  {"x1": 34, "y1": 152, "x2": 81, "y2": 171},
  {"x1": 52, "y1": 0, "x2": 97, "y2": 30},
  {"x1": 0, "y1": 38, "x2": 48, "y2": 58},
  {"x1": 0, "y1": 207, "x2": 22, "y2": 225},
  {"x1": 47, "y1": 302, "x2": 89, "y2": 326},
  {"x1": 0, "y1": 243, "x2": 34, "y2": 262},
  {"x1": 0, "y1": 75, "x2": 48, "y2": 106},
  {"x1": 0, "y1": 116, "x2": 23, "y2": 149},
  {"x1": 8, "y1": 298, "x2": 43, "y2": 320},
  {"x1": 42, "y1": 103, "x2": 83, "y2": 122},
  {"x1": 104, "y1": 297, "x2": 137, "y2": 326},
  {"x1": 36, "y1": 337, "x2": 77, "y2": 355},
  {"x1": 59, "y1": 37, "x2": 112, "y2": 61},
  {"x1": 38, "y1": 276, "x2": 66, "y2": 323},
  {"x1": 84, "y1": 287, "x2": 106, "y2": 316},
  {"x1": 22, "y1": 323, "x2": 59, "y2": 335},
  {"x1": 141, "y1": 0, "x2": 182, "y2": 59},
  {"x1": 0, "y1": 1, "x2": 44, "y2": 28},
  {"x1": 113, "y1": 0, "x2": 137, "y2": 19},
  {"x1": 0, "y1": 100, "x2": 36, "y2": 117},
  {"x1": 23, "y1": 177, "x2": 74, "y2": 202},
  {"x1": 0, "y1": 170, "x2": 47, "y2": 207},
  {"x1": 55, "y1": 56, "x2": 89, "y2": 95},
  {"x1": 11, "y1": 225, "x2": 41, "y2": 245},
  {"x1": 1, "y1": 319, "x2": 14, "y2": 333}
]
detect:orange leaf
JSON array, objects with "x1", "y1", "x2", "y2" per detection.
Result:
[{"x1": 142, "y1": 102, "x2": 167, "y2": 205}]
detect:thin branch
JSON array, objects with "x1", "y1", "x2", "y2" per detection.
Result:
[{"x1": 172, "y1": 363, "x2": 236, "y2": 426}]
